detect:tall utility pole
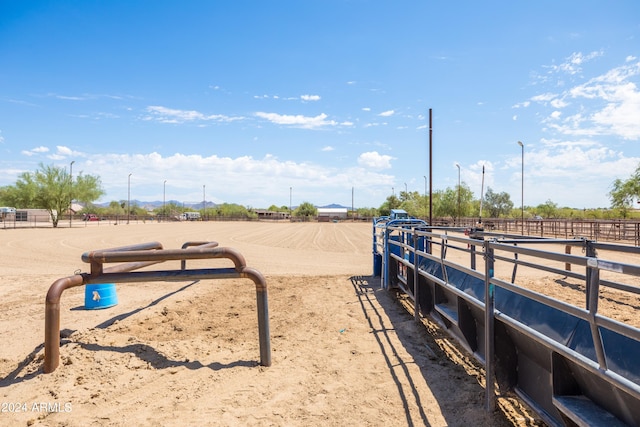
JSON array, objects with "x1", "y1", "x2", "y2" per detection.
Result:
[
  {"x1": 429, "y1": 108, "x2": 433, "y2": 225},
  {"x1": 203, "y1": 185, "x2": 206, "y2": 219},
  {"x1": 518, "y1": 141, "x2": 524, "y2": 234},
  {"x1": 456, "y1": 163, "x2": 461, "y2": 226},
  {"x1": 127, "y1": 173, "x2": 132, "y2": 224},
  {"x1": 163, "y1": 180, "x2": 167, "y2": 221},
  {"x1": 423, "y1": 175, "x2": 427, "y2": 219}
]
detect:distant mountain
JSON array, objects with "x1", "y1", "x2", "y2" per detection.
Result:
[
  {"x1": 318, "y1": 203, "x2": 350, "y2": 209},
  {"x1": 92, "y1": 200, "x2": 351, "y2": 211},
  {"x1": 93, "y1": 200, "x2": 218, "y2": 210}
]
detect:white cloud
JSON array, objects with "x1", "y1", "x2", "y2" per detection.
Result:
[
  {"x1": 548, "y1": 50, "x2": 603, "y2": 75},
  {"x1": 321, "y1": 146, "x2": 334, "y2": 152},
  {"x1": 378, "y1": 110, "x2": 395, "y2": 117},
  {"x1": 531, "y1": 93, "x2": 557, "y2": 103},
  {"x1": 56, "y1": 146, "x2": 74, "y2": 156},
  {"x1": 530, "y1": 57, "x2": 640, "y2": 140},
  {"x1": 550, "y1": 98, "x2": 568, "y2": 108},
  {"x1": 21, "y1": 146, "x2": 49, "y2": 156},
  {"x1": 357, "y1": 151, "x2": 394, "y2": 169},
  {"x1": 512, "y1": 101, "x2": 530, "y2": 108},
  {"x1": 255, "y1": 112, "x2": 337, "y2": 129},
  {"x1": 72, "y1": 151, "x2": 393, "y2": 208},
  {"x1": 564, "y1": 61, "x2": 640, "y2": 139},
  {"x1": 144, "y1": 106, "x2": 242, "y2": 124},
  {"x1": 300, "y1": 94, "x2": 321, "y2": 101}
]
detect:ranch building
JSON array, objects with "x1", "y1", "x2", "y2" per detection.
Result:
[{"x1": 317, "y1": 207, "x2": 348, "y2": 222}]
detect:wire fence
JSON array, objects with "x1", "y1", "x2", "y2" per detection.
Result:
[{"x1": 4, "y1": 214, "x2": 640, "y2": 246}]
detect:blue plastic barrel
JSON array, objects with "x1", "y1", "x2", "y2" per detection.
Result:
[{"x1": 84, "y1": 283, "x2": 118, "y2": 309}]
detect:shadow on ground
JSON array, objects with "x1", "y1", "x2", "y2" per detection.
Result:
[{"x1": 349, "y1": 275, "x2": 538, "y2": 427}]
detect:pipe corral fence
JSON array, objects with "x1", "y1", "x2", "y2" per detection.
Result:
[
  {"x1": 44, "y1": 241, "x2": 271, "y2": 374},
  {"x1": 373, "y1": 217, "x2": 640, "y2": 427}
]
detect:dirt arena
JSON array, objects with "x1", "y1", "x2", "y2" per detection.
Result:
[{"x1": 1, "y1": 221, "x2": 637, "y2": 426}]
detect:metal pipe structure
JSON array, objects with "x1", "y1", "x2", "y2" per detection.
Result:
[
  {"x1": 374, "y1": 222, "x2": 640, "y2": 426},
  {"x1": 44, "y1": 241, "x2": 270, "y2": 373}
]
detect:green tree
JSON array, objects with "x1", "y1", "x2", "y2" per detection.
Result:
[
  {"x1": 536, "y1": 199, "x2": 559, "y2": 218},
  {"x1": 294, "y1": 201, "x2": 317, "y2": 218},
  {"x1": 609, "y1": 166, "x2": 640, "y2": 218},
  {"x1": 399, "y1": 191, "x2": 424, "y2": 217},
  {"x1": 215, "y1": 203, "x2": 256, "y2": 219},
  {"x1": 1, "y1": 163, "x2": 104, "y2": 227},
  {"x1": 433, "y1": 183, "x2": 473, "y2": 221},
  {"x1": 484, "y1": 187, "x2": 514, "y2": 218},
  {"x1": 378, "y1": 194, "x2": 401, "y2": 216},
  {"x1": 356, "y1": 207, "x2": 378, "y2": 218}
]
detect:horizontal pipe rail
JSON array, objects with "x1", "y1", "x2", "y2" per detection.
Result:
[
  {"x1": 44, "y1": 241, "x2": 270, "y2": 373},
  {"x1": 373, "y1": 219, "x2": 640, "y2": 425}
]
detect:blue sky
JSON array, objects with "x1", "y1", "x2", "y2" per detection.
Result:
[{"x1": 1, "y1": 1, "x2": 639, "y2": 209}]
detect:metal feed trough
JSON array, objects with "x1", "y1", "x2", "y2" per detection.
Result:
[
  {"x1": 44, "y1": 241, "x2": 270, "y2": 373},
  {"x1": 373, "y1": 217, "x2": 640, "y2": 427}
]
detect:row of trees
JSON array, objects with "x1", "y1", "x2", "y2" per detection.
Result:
[{"x1": 3, "y1": 163, "x2": 640, "y2": 227}]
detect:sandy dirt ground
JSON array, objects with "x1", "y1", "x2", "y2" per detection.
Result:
[{"x1": 1, "y1": 221, "x2": 638, "y2": 426}]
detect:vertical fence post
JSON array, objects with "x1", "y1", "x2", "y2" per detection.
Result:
[
  {"x1": 470, "y1": 244, "x2": 477, "y2": 270},
  {"x1": 484, "y1": 240, "x2": 495, "y2": 412},
  {"x1": 585, "y1": 239, "x2": 596, "y2": 310},
  {"x1": 413, "y1": 232, "x2": 420, "y2": 322}
]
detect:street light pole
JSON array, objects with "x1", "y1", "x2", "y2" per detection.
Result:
[
  {"x1": 456, "y1": 163, "x2": 460, "y2": 226},
  {"x1": 203, "y1": 185, "x2": 206, "y2": 220},
  {"x1": 69, "y1": 160, "x2": 74, "y2": 228},
  {"x1": 163, "y1": 180, "x2": 167, "y2": 222},
  {"x1": 518, "y1": 141, "x2": 524, "y2": 234},
  {"x1": 127, "y1": 173, "x2": 132, "y2": 224}
]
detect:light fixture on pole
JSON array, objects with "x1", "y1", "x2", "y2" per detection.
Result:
[
  {"x1": 163, "y1": 180, "x2": 167, "y2": 222},
  {"x1": 127, "y1": 173, "x2": 132, "y2": 224},
  {"x1": 456, "y1": 163, "x2": 461, "y2": 226},
  {"x1": 518, "y1": 141, "x2": 524, "y2": 234},
  {"x1": 69, "y1": 160, "x2": 74, "y2": 228}
]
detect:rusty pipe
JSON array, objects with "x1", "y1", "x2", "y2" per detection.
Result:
[
  {"x1": 181, "y1": 241, "x2": 219, "y2": 269},
  {"x1": 83, "y1": 245, "x2": 247, "y2": 271},
  {"x1": 240, "y1": 266, "x2": 271, "y2": 366},
  {"x1": 44, "y1": 274, "x2": 86, "y2": 373},
  {"x1": 44, "y1": 243, "x2": 270, "y2": 373},
  {"x1": 84, "y1": 242, "x2": 164, "y2": 275},
  {"x1": 181, "y1": 241, "x2": 219, "y2": 249}
]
